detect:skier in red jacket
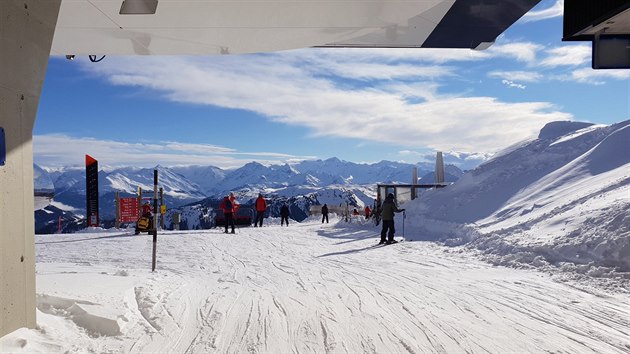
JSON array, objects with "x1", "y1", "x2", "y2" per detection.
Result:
[
  {"x1": 254, "y1": 193, "x2": 267, "y2": 227},
  {"x1": 141, "y1": 201, "x2": 153, "y2": 218},
  {"x1": 219, "y1": 196, "x2": 235, "y2": 234}
]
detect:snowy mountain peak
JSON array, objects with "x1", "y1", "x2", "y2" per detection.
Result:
[
  {"x1": 243, "y1": 161, "x2": 265, "y2": 169},
  {"x1": 34, "y1": 164, "x2": 55, "y2": 193},
  {"x1": 538, "y1": 121, "x2": 594, "y2": 140},
  {"x1": 274, "y1": 163, "x2": 300, "y2": 175}
]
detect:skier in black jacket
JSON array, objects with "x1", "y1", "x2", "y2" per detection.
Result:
[
  {"x1": 280, "y1": 204, "x2": 290, "y2": 226},
  {"x1": 321, "y1": 204, "x2": 329, "y2": 223},
  {"x1": 380, "y1": 193, "x2": 404, "y2": 244}
]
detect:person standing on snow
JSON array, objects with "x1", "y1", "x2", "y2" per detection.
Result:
[
  {"x1": 280, "y1": 204, "x2": 290, "y2": 226},
  {"x1": 141, "y1": 201, "x2": 153, "y2": 218},
  {"x1": 373, "y1": 198, "x2": 381, "y2": 226},
  {"x1": 364, "y1": 205, "x2": 371, "y2": 219},
  {"x1": 379, "y1": 193, "x2": 404, "y2": 244},
  {"x1": 321, "y1": 204, "x2": 329, "y2": 223},
  {"x1": 254, "y1": 193, "x2": 267, "y2": 227},
  {"x1": 137, "y1": 201, "x2": 154, "y2": 233},
  {"x1": 229, "y1": 192, "x2": 240, "y2": 214},
  {"x1": 220, "y1": 196, "x2": 235, "y2": 234}
]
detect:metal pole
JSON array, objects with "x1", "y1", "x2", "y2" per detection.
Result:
[
  {"x1": 159, "y1": 187, "x2": 164, "y2": 230},
  {"x1": 152, "y1": 169, "x2": 158, "y2": 272},
  {"x1": 402, "y1": 210, "x2": 406, "y2": 240},
  {"x1": 115, "y1": 191, "x2": 120, "y2": 229},
  {"x1": 137, "y1": 187, "x2": 142, "y2": 219}
]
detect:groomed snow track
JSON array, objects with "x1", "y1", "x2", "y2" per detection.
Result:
[{"x1": 7, "y1": 220, "x2": 628, "y2": 353}]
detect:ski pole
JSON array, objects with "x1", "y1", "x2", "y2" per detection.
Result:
[{"x1": 402, "y1": 210, "x2": 406, "y2": 240}]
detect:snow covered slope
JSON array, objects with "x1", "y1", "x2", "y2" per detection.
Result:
[
  {"x1": 403, "y1": 120, "x2": 630, "y2": 287},
  {"x1": 1, "y1": 223, "x2": 627, "y2": 353}
]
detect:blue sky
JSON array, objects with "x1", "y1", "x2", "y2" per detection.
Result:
[{"x1": 33, "y1": 0, "x2": 630, "y2": 169}]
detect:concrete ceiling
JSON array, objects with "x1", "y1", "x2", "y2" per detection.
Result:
[{"x1": 51, "y1": 0, "x2": 541, "y2": 55}]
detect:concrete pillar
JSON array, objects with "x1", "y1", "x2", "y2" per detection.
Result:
[
  {"x1": 435, "y1": 151, "x2": 445, "y2": 184},
  {"x1": 411, "y1": 167, "x2": 417, "y2": 199},
  {"x1": 0, "y1": 0, "x2": 60, "y2": 337}
]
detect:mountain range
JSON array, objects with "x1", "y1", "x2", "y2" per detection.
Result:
[{"x1": 34, "y1": 156, "x2": 465, "y2": 233}]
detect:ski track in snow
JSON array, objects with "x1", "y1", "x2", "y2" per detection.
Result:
[{"x1": 11, "y1": 221, "x2": 630, "y2": 353}]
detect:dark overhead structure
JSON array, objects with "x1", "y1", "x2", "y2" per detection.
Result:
[
  {"x1": 422, "y1": 0, "x2": 543, "y2": 49},
  {"x1": 563, "y1": 1, "x2": 630, "y2": 69}
]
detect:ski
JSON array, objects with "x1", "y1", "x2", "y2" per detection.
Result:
[{"x1": 373, "y1": 239, "x2": 404, "y2": 247}]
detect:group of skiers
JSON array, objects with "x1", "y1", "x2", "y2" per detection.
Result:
[
  {"x1": 321, "y1": 204, "x2": 373, "y2": 224},
  {"x1": 321, "y1": 193, "x2": 404, "y2": 244},
  {"x1": 140, "y1": 189, "x2": 403, "y2": 245},
  {"x1": 219, "y1": 191, "x2": 404, "y2": 245},
  {"x1": 219, "y1": 193, "x2": 291, "y2": 233},
  {"x1": 351, "y1": 206, "x2": 372, "y2": 218}
]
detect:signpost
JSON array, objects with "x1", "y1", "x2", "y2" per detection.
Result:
[
  {"x1": 152, "y1": 169, "x2": 158, "y2": 272},
  {"x1": 119, "y1": 196, "x2": 139, "y2": 223}
]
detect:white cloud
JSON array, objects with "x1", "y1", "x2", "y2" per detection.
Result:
[
  {"x1": 398, "y1": 150, "x2": 424, "y2": 156},
  {"x1": 522, "y1": 0, "x2": 564, "y2": 22},
  {"x1": 540, "y1": 45, "x2": 591, "y2": 67},
  {"x1": 297, "y1": 47, "x2": 491, "y2": 64},
  {"x1": 323, "y1": 62, "x2": 455, "y2": 81},
  {"x1": 489, "y1": 71, "x2": 542, "y2": 82},
  {"x1": 79, "y1": 53, "x2": 572, "y2": 153},
  {"x1": 33, "y1": 134, "x2": 314, "y2": 168},
  {"x1": 501, "y1": 80, "x2": 526, "y2": 90},
  {"x1": 488, "y1": 43, "x2": 628, "y2": 86},
  {"x1": 488, "y1": 42, "x2": 542, "y2": 64},
  {"x1": 570, "y1": 68, "x2": 630, "y2": 85}
]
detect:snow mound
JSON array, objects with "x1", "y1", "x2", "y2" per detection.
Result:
[
  {"x1": 402, "y1": 120, "x2": 630, "y2": 290},
  {"x1": 36, "y1": 294, "x2": 122, "y2": 337},
  {"x1": 580, "y1": 122, "x2": 630, "y2": 174}
]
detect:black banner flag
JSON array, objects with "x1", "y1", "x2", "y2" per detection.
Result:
[{"x1": 86, "y1": 154, "x2": 99, "y2": 227}]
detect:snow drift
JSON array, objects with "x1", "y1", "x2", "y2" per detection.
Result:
[{"x1": 403, "y1": 120, "x2": 630, "y2": 289}]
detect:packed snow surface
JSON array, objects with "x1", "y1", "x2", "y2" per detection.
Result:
[{"x1": 2, "y1": 219, "x2": 628, "y2": 353}]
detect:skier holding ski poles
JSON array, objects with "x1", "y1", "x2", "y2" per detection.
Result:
[{"x1": 379, "y1": 193, "x2": 404, "y2": 245}]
